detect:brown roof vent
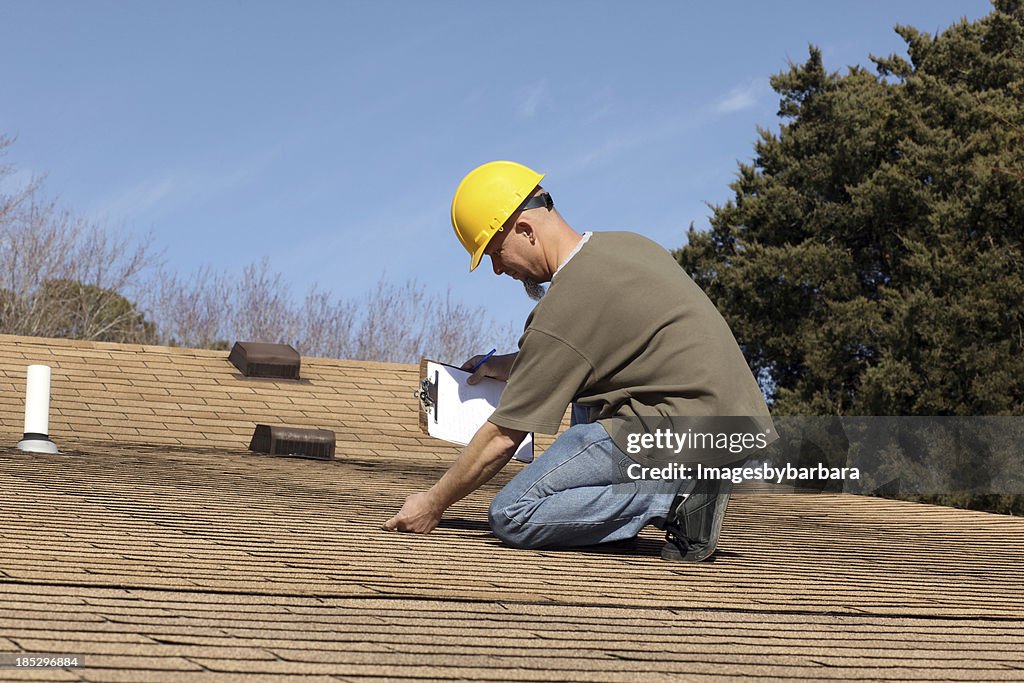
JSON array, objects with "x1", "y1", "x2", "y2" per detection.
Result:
[
  {"x1": 249, "y1": 424, "x2": 335, "y2": 460},
  {"x1": 229, "y1": 341, "x2": 300, "y2": 379}
]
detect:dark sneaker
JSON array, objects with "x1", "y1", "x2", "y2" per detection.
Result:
[{"x1": 661, "y1": 476, "x2": 735, "y2": 562}]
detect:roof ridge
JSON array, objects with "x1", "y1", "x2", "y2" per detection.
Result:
[{"x1": 0, "y1": 333, "x2": 419, "y2": 370}]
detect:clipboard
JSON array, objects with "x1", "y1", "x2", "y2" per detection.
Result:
[{"x1": 415, "y1": 358, "x2": 534, "y2": 463}]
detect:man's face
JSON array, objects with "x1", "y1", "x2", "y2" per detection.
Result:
[{"x1": 484, "y1": 226, "x2": 546, "y2": 301}]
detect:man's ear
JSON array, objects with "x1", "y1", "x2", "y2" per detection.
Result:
[{"x1": 514, "y1": 219, "x2": 536, "y2": 244}]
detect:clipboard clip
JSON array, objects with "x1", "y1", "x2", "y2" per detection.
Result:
[{"x1": 414, "y1": 370, "x2": 439, "y2": 423}]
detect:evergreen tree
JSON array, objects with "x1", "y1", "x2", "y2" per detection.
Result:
[
  {"x1": 35, "y1": 279, "x2": 156, "y2": 344},
  {"x1": 678, "y1": 0, "x2": 1024, "y2": 417}
]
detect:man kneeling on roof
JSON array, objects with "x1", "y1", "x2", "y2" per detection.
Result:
[{"x1": 384, "y1": 161, "x2": 774, "y2": 562}]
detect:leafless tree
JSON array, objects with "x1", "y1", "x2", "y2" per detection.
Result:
[
  {"x1": 147, "y1": 261, "x2": 519, "y2": 364},
  {"x1": 145, "y1": 266, "x2": 232, "y2": 349},
  {"x1": 1, "y1": 135, "x2": 519, "y2": 362},
  {"x1": 0, "y1": 136, "x2": 157, "y2": 343}
]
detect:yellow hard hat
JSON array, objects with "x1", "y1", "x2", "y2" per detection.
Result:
[{"x1": 451, "y1": 160, "x2": 545, "y2": 271}]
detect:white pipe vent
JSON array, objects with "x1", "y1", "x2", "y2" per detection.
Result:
[{"x1": 17, "y1": 364, "x2": 59, "y2": 454}]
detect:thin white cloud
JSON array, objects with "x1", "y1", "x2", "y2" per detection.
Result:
[
  {"x1": 715, "y1": 80, "x2": 765, "y2": 114},
  {"x1": 89, "y1": 154, "x2": 270, "y2": 224},
  {"x1": 561, "y1": 133, "x2": 646, "y2": 177},
  {"x1": 560, "y1": 108, "x2": 706, "y2": 178},
  {"x1": 94, "y1": 174, "x2": 180, "y2": 220},
  {"x1": 517, "y1": 81, "x2": 548, "y2": 120}
]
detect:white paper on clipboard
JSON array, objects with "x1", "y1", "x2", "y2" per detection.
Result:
[{"x1": 418, "y1": 359, "x2": 534, "y2": 463}]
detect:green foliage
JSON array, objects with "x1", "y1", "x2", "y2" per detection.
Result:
[
  {"x1": 34, "y1": 279, "x2": 157, "y2": 344},
  {"x1": 0, "y1": 280, "x2": 156, "y2": 344},
  {"x1": 677, "y1": 1, "x2": 1024, "y2": 417}
]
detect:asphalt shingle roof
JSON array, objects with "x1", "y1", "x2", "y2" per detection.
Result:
[{"x1": 1, "y1": 333, "x2": 1022, "y2": 681}]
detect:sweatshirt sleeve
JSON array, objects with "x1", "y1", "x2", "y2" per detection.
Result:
[{"x1": 488, "y1": 328, "x2": 594, "y2": 434}]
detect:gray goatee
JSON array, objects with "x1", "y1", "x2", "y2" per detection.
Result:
[{"x1": 523, "y1": 279, "x2": 546, "y2": 301}]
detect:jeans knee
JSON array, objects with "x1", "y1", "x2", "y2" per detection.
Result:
[
  {"x1": 488, "y1": 494, "x2": 535, "y2": 549},
  {"x1": 488, "y1": 493, "x2": 516, "y2": 544}
]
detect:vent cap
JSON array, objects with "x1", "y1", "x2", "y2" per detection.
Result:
[
  {"x1": 249, "y1": 424, "x2": 335, "y2": 460},
  {"x1": 229, "y1": 341, "x2": 300, "y2": 379}
]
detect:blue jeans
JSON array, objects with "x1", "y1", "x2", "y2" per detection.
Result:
[{"x1": 488, "y1": 422, "x2": 686, "y2": 549}]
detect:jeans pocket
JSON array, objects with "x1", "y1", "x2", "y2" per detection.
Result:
[{"x1": 615, "y1": 453, "x2": 645, "y2": 482}]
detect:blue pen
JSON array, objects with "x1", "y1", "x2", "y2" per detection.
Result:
[{"x1": 468, "y1": 348, "x2": 497, "y2": 374}]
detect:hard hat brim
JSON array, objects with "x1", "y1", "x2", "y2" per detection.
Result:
[{"x1": 469, "y1": 247, "x2": 485, "y2": 272}]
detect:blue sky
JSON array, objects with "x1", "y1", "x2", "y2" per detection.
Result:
[{"x1": 0, "y1": 0, "x2": 994, "y2": 340}]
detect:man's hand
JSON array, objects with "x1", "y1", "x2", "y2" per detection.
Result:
[
  {"x1": 462, "y1": 351, "x2": 518, "y2": 385},
  {"x1": 382, "y1": 491, "x2": 443, "y2": 534},
  {"x1": 382, "y1": 422, "x2": 526, "y2": 535}
]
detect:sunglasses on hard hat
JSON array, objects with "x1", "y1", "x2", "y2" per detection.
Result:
[{"x1": 516, "y1": 193, "x2": 554, "y2": 212}]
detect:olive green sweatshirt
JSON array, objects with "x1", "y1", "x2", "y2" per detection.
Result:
[{"x1": 489, "y1": 231, "x2": 772, "y2": 449}]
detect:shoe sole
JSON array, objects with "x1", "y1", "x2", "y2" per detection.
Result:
[{"x1": 660, "y1": 482, "x2": 733, "y2": 562}]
